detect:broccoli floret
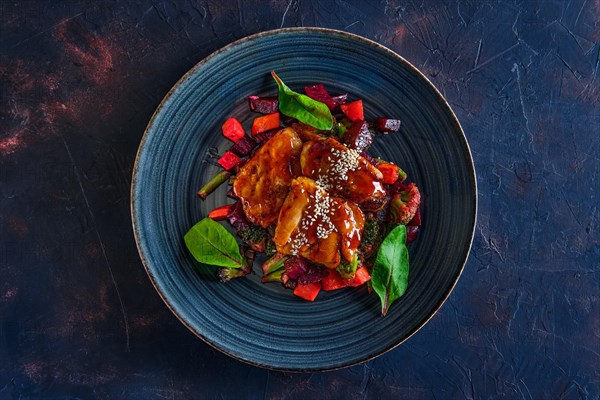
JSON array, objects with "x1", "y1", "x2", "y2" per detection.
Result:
[
  {"x1": 388, "y1": 182, "x2": 421, "y2": 225},
  {"x1": 218, "y1": 262, "x2": 251, "y2": 283},
  {"x1": 237, "y1": 225, "x2": 267, "y2": 252},
  {"x1": 265, "y1": 239, "x2": 277, "y2": 256},
  {"x1": 359, "y1": 217, "x2": 384, "y2": 260}
]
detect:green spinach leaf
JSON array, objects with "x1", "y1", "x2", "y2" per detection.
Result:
[
  {"x1": 271, "y1": 71, "x2": 333, "y2": 130},
  {"x1": 184, "y1": 217, "x2": 247, "y2": 269},
  {"x1": 371, "y1": 224, "x2": 409, "y2": 316}
]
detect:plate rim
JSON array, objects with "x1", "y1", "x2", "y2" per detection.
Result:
[{"x1": 130, "y1": 27, "x2": 478, "y2": 372}]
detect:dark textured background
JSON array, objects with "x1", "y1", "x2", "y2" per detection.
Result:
[{"x1": 1, "y1": 0, "x2": 598, "y2": 398}]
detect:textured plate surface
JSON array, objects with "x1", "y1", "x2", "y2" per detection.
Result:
[{"x1": 131, "y1": 28, "x2": 477, "y2": 371}]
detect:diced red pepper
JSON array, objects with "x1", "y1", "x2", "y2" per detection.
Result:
[
  {"x1": 321, "y1": 269, "x2": 348, "y2": 291},
  {"x1": 221, "y1": 118, "x2": 245, "y2": 143},
  {"x1": 217, "y1": 151, "x2": 242, "y2": 171},
  {"x1": 208, "y1": 204, "x2": 234, "y2": 221},
  {"x1": 304, "y1": 84, "x2": 336, "y2": 110},
  {"x1": 374, "y1": 118, "x2": 401, "y2": 133},
  {"x1": 322, "y1": 266, "x2": 371, "y2": 291},
  {"x1": 293, "y1": 282, "x2": 321, "y2": 301},
  {"x1": 378, "y1": 163, "x2": 400, "y2": 184},
  {"x1": 248, "y1": 96, "x2": 279, "y2": 114},
  {"x1": 347, "y1": 266, "x2": 371, "y2": 287},
  {"x1": 251, "y1": 112, "x2": 280, "y2": 136},
  {"x1": 340, "y1": 100, "x2": 364, "y2": 121}
]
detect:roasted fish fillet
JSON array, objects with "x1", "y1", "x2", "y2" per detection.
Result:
[
  {"x1": 300, "y1": 137, "x2": 386, "y2": 210},
  {"x1": 233, "y1": 127, "x2": 303, "y2": 227},
  {"x1": 273, "y1": 177, "x2": 364, "y2": 268}
]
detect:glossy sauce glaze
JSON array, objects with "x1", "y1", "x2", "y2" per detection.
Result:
[
  {"x1": 273, "y1": 177, "x2": 364, "y2": 268},
  {"x1": 233, "y1": 127, "x2": 302, "y2": 227},
  {"x1": 300, "y1": 137, "x2": 386, "y2": 210}
]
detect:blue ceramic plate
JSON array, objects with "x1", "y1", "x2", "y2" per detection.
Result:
[{"x1": 131, "y1": 28, "x2": 477, "y2": 371}]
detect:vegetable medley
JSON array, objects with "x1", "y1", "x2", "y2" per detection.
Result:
[{"x1": 184, "y1": 72, "x2": 422, "y2": 316}]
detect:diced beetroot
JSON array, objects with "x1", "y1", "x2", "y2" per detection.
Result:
[
  {"x1": 304, "y1": 84, "x2": 336, "y2": 110},
  {"x1": 340, "y1": 100, "x2": 364, "y2": 121},
  {"x1": 248, "y1": 96, "x2": 279, "y2": 114},
  {"x1": 255, "y1": 129, "x2": 277, "y2": 143},
  {"x1": 293, "y1": 282, "x2": 321, "y2": 301},
  {"x1": 226, "y1": 187, "x2": 238, "y2": 200},
  {"x1": 331, "y1": 93, "x2": 348, "y2": 107},
  {"x1": 252, "y1": 112, "x2": 280, "y2": 136},
  {"x1": 230, "y1": 135, "x2": 258, "y2": 157},
  {"x1": 284, "y1": 257, "x2": 308, "y2": 280},
  {"x1": 221, "y1": 118, "x2": 246, "y2": 142},
  {"x1": 234, "y1": 159, "x2": 247, "y2": 175},
  {"x1": 298, "y1": 264, "x2": 328, "y2": 285},
  {"x1": 281, "y1": 115, "x2": 297, "y2": 126},
  {"x1": 218, "y1": 151, "x2": 242, "y2": 170},
  {"x1": 226, "y1": 201, "x2": 250, "y2": 231},
  {"x1": 343, "y1": 120, "x2": 373, "y2": 152},
  {"x1": 406, "y1": 225, "x2": 420, "y2": 243},
  {"x1": 360, "y1": 151, "x2": 379, "y2": 167},
  {"x1": 408, "y1": 207, "x2": 421, "y2": 226},
  {"x1": 208, "y1": 204, "x2": 234, "y2": 221},
  {"x1": 374, "y1": 118, "x2": 401, "y2": 133}
]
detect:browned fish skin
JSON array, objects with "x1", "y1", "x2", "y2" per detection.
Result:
[
  {"x1": 273, "y1": 177, "x2": 364, "y2": 268},
  {"x1": 300, "y1": 137, "x2": 386, "y2": 210},
  {"x1": 233, "y1": 127, "x2": 302, "y2": 227}
]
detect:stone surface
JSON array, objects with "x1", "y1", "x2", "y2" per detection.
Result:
[{"x1": 0, "y1": 1, "x2": 598, "y2": 398}]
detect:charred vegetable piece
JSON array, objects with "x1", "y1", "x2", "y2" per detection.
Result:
[
  {"x1": 230, "y1": 135, "x2": 258, "y2": 157},
  {"x1": 388, "y1": 183, "x2": 421, "y2": 225},
  {"x1": 197, "y1": 170, "x2": 232, "y2": 200},
  {"x1": 218, "y1": 151, "x2": 242, "y2": 171},
  {"x1": 377, "y1": 163, "x2": 400, "y2": 184},
  {"x1": 208, "y1": 204, "x2": 234, "y2": 221},
  {"x1": 248, "y1": 96, "x2": 279, "y2": 114},
  {"x1": 221, "y1": 117, "x2": 246, "y2": 142},
  {"x1": 343, "y1": 120, "x2": 373, "y2": 152},
  {"x1": 359, "y1": 217, "x2": 383, "y2": 259},
  {"x1": 293, "y1": 282, "x2": 321, "y2": 301},
  {"x1": 304, "y1": 84, "x2": 336, "y2": 110},
  {"x1": 374, "y1": 118, "x2": 401, "y2": 133},
  {"x1": 340, "y1": 100, "x2": 364, "y2": 121},
  {"x1": 251, "y1": 112, "x2": 280, "y2": 136}
]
